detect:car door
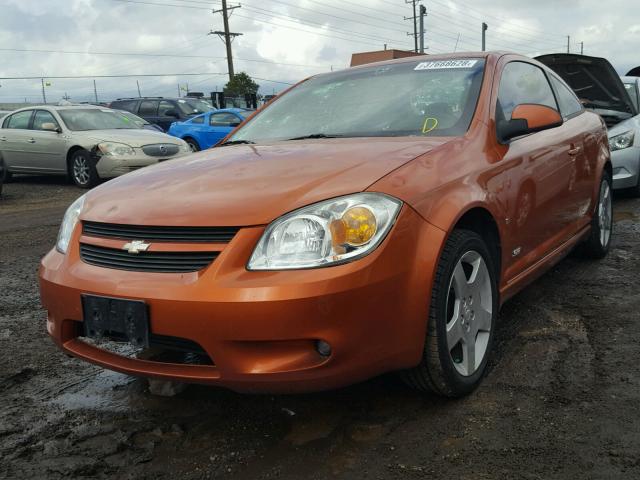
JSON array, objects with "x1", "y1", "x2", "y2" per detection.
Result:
[
  {"x1": 158, "y1": 100, "x2": 180, "y2": 132},
  {"x1": 138, "y1": 100, "x2": 161, "y2": 130},
  {"x1": 206, "y1": 112, "x2": 242, "y2": 147},
  {"x1": 547, "y1": 73, "x2": 597, "y2": 232},
  {"x1": 496, "y1": 61, "x2": 578, "y2": 280},
  {"x1": 26, "y1": 110, "x2": 68, "y2": 173},
  {"x1": 0, "y1": 110, "x2": 35, "y2": 171}
]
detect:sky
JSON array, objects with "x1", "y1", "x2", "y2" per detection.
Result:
[{"x1": 1, "y1": 0, "x2": 640, "y2": 104}]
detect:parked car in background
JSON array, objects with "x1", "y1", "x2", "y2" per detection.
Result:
[
  {"x1": 40, "y1": 52, "x2": 613, "y2": 397},
  {"x1": 109, "y1": 97, "x2": 215, "y2": 132},
  {"x1": 114, "y1": 109, "x2": 164, "y2": 132},
  {"x1": 537, "y1": 54, "x2": 640, "y2": 195},
  {"x1": 167, "y1": 108, "x2": 248, "y2": 151},
  {"x1": 0, "y1": 105, "x2": 191, "y2": 188}
]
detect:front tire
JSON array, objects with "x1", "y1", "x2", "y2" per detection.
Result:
[
  {"x1": 580, "y1": 171, "x2": 613, "y2": 258},
  {"x1": 402, "y1": 229, "x2": 498, "y2": 397},
  {"x1": 69, "y1": 149, "x2": 100, "y2": 188},
  {"x1": 184, "y1": 138, "x2": 200, "y2": 152}
]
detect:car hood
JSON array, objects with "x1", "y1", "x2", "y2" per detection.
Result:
[
  {"x1": 607, "y1": 113, "x2": 640, "y2": 138},
  {"x1": 81, "y1": 129, "x2": 182, "y2": 147},
  {"x1": 535, "y1": 53, "x2": 637, "y2": 116},
  {"x1": 82, "y1": 137, "x2": 450, "y2": 226}
]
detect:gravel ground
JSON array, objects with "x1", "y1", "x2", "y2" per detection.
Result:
[{"x1": 1, "y1": 175, "x2": 639, "y2": 480}]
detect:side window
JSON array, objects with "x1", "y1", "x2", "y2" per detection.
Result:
[
  {"x1": 191, "y1": 116, "x2": 204, "y2": 124},
  {"x1": 4, "y1": 110, "x2": 33, "y2": 129},
  {"x1": 158, "y1": 100, "x2": 176, "y2": 116},
  {"x1": 111, "y1": 100, "x2": 138, "y2": 112},
  {"x1": 209, "y1": 112, "x2": 241, "y2": 126},
  {"x1": 498, "y1": 62, "x2": 557, "y2": 120},
  {"x1": 139, "y1": 100, "x2": 159, "y2": 116},
  {"x1": 549, "y1": 75, "x2": 583, "y2": 119},
  {"x1": 32, "y1": 110, "x2": 60, "y2": 131}
]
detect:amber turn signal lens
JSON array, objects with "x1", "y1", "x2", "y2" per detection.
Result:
[{"x1": 330, "y1": 206, "x2": 377, "y2": 247}]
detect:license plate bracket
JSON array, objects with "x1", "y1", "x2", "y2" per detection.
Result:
[{"x1": 82, "y1": 295, "x2": 149, "y2": 348}]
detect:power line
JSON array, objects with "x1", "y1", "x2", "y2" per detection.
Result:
[
  {"x1": 0, "y1": 72, "x2": 294, "y2": 84},
  {"x1": 0, "y1": 47, "x2": 330, "y2": 68}
]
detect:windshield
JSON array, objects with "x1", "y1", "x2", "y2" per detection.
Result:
[
  {"x1": 178, "y1": 99, "x2": 214, "y2": 115},
  {"x1": 231, "y1": 58, "x2": 485, "y2": 142},
  {"x1": 624, "y1": 82, "x2": 640, "y2": 112},
  {"x1": 116, "y1": 110, "x2": 149, "y2": 128},
  {"x1": 58, "y1": 109, "x2": 139, "y2": 131}
]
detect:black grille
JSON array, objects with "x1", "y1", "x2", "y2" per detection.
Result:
[
  {"x1": 142, "y1": 143, "x2": 180, "y2": 157},
  {"x1": 80, "y1": 244, "x2": 218, "y2": 273},
  {"x1": 83, "y1": 221, "x2": 239, "y2": 243}
]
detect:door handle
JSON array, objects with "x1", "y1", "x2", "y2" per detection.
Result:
[
  {"x1": 26, "y1": 138, "x2": 36, "y2": 143},
  {"x1": 568, "y1": 146, "x2": 581, "y2": 156}
]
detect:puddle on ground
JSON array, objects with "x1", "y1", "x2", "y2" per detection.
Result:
[
  {"x1": 48, "y1": 370, "x2": 139, "y2": 412},
  {"x1": 614, "y1": 210, "x2": 639, "y2": 223}
]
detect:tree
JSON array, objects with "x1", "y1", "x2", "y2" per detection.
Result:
[{"x1": 223, "y1": 72, "x2": 259, "y2": 96}]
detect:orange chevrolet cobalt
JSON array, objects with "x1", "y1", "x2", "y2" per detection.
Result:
[{"x1": 39, "y1": 52, "x2": 612, "y2": 396}]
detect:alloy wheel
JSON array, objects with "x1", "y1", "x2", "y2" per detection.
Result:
[
  {"x1": 73, "y1": 155, "x2": 90, "y2": 186},
  {"x1": 598, "y1": 180, "x2": 612, "y2": 248},
  {"x1": 445, "y1": 250, "x2": 493, "y2": 377}
]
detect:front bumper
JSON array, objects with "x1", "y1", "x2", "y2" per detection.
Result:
[
  {"x1": 611, "y1": 146, "x2": 640, "y2": 190},
  {"x1": 39, "y1": 207, "x2": 445, "y2": 393},
  {"x1": 95, "y1": 150, "x2": 190, "y2": 178}
]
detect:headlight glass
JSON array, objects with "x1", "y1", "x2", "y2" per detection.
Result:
[
  {"x1": 609, "y1": 130, "x2": 635, "y2": 151},
  {"x1": 56, "y1": 195, "x2": 85, "y2": 254},
  {"x1": 98, "y1": 142, "x2": 135, "y2": 156},
  {"x1": 178, "y1": 140, "x2": 191, "y2": 153},
  {"x1": 247, "y1": 193, "x2": 402, "y2": 270}
]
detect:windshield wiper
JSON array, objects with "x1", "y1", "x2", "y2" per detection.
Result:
[
  {"x1": 219, "y1": 139, "x2": 256, "y2": 146},
  {"x1": 286, "y1": 133, "x2": 344, "y2": 140}
]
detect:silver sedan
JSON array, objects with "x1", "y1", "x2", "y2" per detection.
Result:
[{"x1": 0, "y1": 105, "x2": 192, "y2": 188}]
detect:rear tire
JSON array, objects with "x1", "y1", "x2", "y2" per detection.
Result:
[
  {"x1": 69, "y1": 149, "x2": 100, "y2": 188},
  {"x1": 580, "y1": 171, "x2": 613, "y2": 258},
  {"x1": 184, "y1": 137, "x2": 200, "y2": 152},
  {"x1": 401, "y1": 229, "x2": 498, "y2": 397}
]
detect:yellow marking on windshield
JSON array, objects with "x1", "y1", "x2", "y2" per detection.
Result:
[{"x1": 422, "y1": 117, "x2": 438, "y2": 134}]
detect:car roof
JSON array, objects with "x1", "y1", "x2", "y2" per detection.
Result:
[{"x1": 8, "y1": 104, "x2": 108, "y2": 114}]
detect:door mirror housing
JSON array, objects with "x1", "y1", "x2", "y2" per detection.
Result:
[
  {"x1": 498, "y1": 104, "x2": 563, "y2": 143},
  {"x1": 41, "y1": 122, "x2": 61, "y2": 133},
  {"x1": 164, "y1": 109, "x2": 180, "y2": 118}
]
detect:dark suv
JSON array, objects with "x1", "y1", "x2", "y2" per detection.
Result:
[{"x1": 109, "y1": 97, "x2": 215, "y2": 132}]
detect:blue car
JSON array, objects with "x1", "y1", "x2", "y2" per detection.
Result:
[{"x1": 167, "y1": 108, "x2": 248, "y2": 151}]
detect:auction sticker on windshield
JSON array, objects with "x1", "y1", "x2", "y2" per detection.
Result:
[{"x1": 414, "y1": 59, "x2": 478, "y2": 70}]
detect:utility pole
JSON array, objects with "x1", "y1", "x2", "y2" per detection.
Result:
[
  {"x1": 580, "y1": 41, "x2": 584, "y2": 54},
  {"x1": 136, "y1": 80, "x2": 141, "y2": 97},
  {"x1": 567, "y1": 35, "x2": 570, "y2": 53},
  {"x1": 419, "y1": 4, "x2": 427, "y2": 54},
  {"x1": 482, "y1": 22, "x2": 488, "y2": 51},
  {"x1": 211, "y1": 0, "x2": 242, "y2": 82},
  {"x1": 404, "y1": 0, "x2": 419, "y2": 53},
  {"x1": 41, "y1": 78, "x2": 47, "y2": 104},
  {"x1": 93, "y1": 79, "x2": 98, "y2": 103}
]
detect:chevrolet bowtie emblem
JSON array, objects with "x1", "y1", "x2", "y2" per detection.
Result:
[{"x1": 123, "y1": 240, "x2": 151, "y2": 254}]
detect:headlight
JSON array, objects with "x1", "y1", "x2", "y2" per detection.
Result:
[
  {"x1": 609, "y1": 130, "x2": 635, "y2": 151},
  {"x1": 178, "y1": 140, "x2": 191, "y2": 153},
  {"x1": 247, "y1": 193, "x2": 402, "y2": 270},
  {"x1": 56, "y1": 195, "x2": 85, "y2": 254},
  {"x1": 97, "y1": 142, "x2": 135, "y2": 156}
]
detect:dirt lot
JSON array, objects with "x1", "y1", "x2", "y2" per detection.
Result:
[{"x1": 1, "y1": 176, "x2": 639, "y2": 480}]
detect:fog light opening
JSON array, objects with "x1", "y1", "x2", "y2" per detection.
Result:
[{"x1": 315, "y1": 340, "x2": 332, "y2": 357}]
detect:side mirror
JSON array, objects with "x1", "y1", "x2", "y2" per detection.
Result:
[
  {"x1": 164, "y1": 109, "x2": 180, "y2": 118},
  {"x1": 497, "y1": 104, "x2": 563, "y2": 143},
  {"x1": 42, "y1": 122, "x2": 61, "y2": 133}
]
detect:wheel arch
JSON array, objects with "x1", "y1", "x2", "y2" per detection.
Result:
[{"x1": 449, "y1": 205, "x2": 503, "y2": 281}]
